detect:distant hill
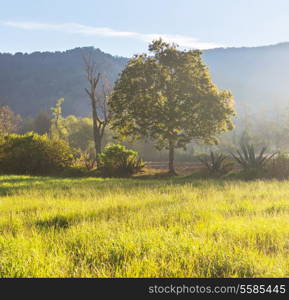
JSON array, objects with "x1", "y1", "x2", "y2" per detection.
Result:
[
  {"x1": 0, "y1": 43, "x2": 289, "y2": 117},
  {"x1": 203, "y1": 42, "x2": 289, "y2": 115},
  {"x1": 0, "y1": 47, "x2": 128, "y2": 116}
]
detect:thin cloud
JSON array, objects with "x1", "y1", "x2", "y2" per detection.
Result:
[{"x1": 2, "y1": 21, "x2": 223, "y2": 50}]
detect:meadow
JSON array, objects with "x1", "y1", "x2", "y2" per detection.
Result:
[{"x1": 0, "y1": 174, "x2": 289, "y2": 278}]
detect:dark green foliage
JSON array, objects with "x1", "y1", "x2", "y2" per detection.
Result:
[
  {"x1": 0, "y1": 133, "x2": 79, "y2": 175},
  {"x1": 33, "y1": 112, "x2": 51, "y2": 135},
  {"x1": 265, "y1": 153, "x2": 289, "y2": 180},
  {"x1": 20, "y1": 112, "x2": 51, "y2": 135},
  {"x1": 59, "y1": 166, "x2": 90, "y2": 178},
  {"x1": 236, "y1": 168, "x2": 267, "y2": 181},
  {"x1": 98, "y1": 144, "x2": 144, "y2": 177},
  {"x1": 231, "y1": 144, "x2": 276, "y2": 170},
  {"x1": 199, "y1": 151, "x2": 233, "y2": 175}
]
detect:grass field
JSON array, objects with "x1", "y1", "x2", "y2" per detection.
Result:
[{"x1": 0, "y1": 175, "x2": 289, "y2": 278}]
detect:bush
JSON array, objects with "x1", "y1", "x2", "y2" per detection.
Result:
[
  {"x1": 98, "y1": 144, "x2": 144, "y2": 177},
  {"x1": 265, "y1": 153, "x2": 289, "y2": 180},
  {"x1": 237, "y1": 168, "x2": 267, "y2": 180},
  {"x1": 76, "y1": 151, "x2": 96, "y2": 171},
  {"x1": 0, "y1": 133, "x2": 79, "y2": 175},
  {"x1": 198, "y1": 151, "x2": 233, "y2": 177}
]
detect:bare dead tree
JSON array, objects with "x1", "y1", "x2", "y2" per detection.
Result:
[
  {"x1": 83, "y1": 54, "x2": 111, "y2": 158},
  {"x1": 0, "y1": 105, "x2": 22, "y2": 135}
]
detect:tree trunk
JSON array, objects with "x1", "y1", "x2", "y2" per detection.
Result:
[
  {"x1": 91, "y1": 100, "x2": 102, "y2": 157},
  {"x1": 168, "y1": 140, "x2": 176, "y2": 175},
  {"x1": 95, "y1": 132, "x2": 102, "y2": 154},
  {"x1": 93, "y1": 124, "x2": 102, "y2": 157}
]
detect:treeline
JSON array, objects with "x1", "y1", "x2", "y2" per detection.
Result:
[{"x1": 2, "y1": 102, "x2": 289, "y2": 163}]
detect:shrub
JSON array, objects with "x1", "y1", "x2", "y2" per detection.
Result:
[
  {"x1": 59, "y1": 166, "x2": 89, "y2": 177},
  {"x1": 192, "y1": 152, "x2": 209, "y2": 162},
  {"x1": 237, "y1": 168, "x2": 267, "y2": 180},
  {"x1": 77, "y1": 151, "x2": 96, "y2": 171},
  {"x1": 198, "y1": 151, "x2": 233, "y2": 176},
  {"x1": 0, "y1": 132, "x2": 79, "y2": 175},
  {"x1": 265, "y1": 153, "x2": 289, "y2": 180},
  {"x1": 98, "y1": 144, "x2": 144, "y2": 177},
  {"x1": 230, "y1": 144, "x2": 276, "y2": 170}
]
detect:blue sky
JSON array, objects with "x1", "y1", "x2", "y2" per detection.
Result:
[{"x1": 1, "y1": 0, "x2": 289, "y2": 57}]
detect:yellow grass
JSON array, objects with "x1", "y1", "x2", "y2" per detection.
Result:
[{"x1": 0, "y1": 175, "x2": 288, "y2": 277}]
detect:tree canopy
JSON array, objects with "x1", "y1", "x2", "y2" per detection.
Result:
[{"x1": 110, "y1": 39, "x2": 235, "y2": 173}]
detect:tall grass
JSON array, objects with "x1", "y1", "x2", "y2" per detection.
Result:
[{"x1": 0, "y1": 175, "x2": 288, "y2": 277}]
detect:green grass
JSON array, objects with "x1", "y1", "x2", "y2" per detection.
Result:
[{"x1": 0, "y1": 175, "x2": 289, "y2": 278}]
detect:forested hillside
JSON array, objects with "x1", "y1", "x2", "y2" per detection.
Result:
[
  {"x1": 203, "y1": 42, "x2": 289, "y2": 114},
  {"x1": 0, "y1": 47, "x2": 127, "y2": 116},
  {"x1": 1, "y1": 42, "x2": 289, "y2": 117}
]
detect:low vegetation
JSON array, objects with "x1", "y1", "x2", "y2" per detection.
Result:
[
  {"x1": 198, "y1": 151, "x2": 233, "y2": 176},
  {"x1": 0, "y1": 133, "x2": 79, "y2": 176},
  {"x1": 97, "y1": 144, "x2": 145, "y2": 177},
  {"x1": 265, "y1": 153, "x2": 289, "y2": 180},
  {"x1": 231, "y1": 144, "x2": 276, "y2": 170}
]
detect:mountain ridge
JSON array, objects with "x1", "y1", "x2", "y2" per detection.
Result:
[{"x1": 1, "y1": 42, "x2": 289, "y2": 117}]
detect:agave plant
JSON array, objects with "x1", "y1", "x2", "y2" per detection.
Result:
[
  {"x1": 119, "y1": 156, "x2": 145, "y2": 175},
  {"x1": 198, "y1": 151, "x2": 228, "y2": 173},
  {"x1": 230, "y1": 144, "x2": 276, "y2": 170}
]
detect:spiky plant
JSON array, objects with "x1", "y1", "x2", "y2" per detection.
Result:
[
  {"x1": 199, "y1": 151, "x2": 228, "y2": 174},
  {"x1": 231, "y1": 144, "x2": 276, "y2": 170},
  {"x1": 119, "y1": 156, "x2": 145, "y2": 176}
]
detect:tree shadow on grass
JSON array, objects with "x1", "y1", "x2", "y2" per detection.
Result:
[
  {"x1": 34, "y1": 204, "x2": 142, "y2": 231},
  {"x1": 0, "y1": 176, "x2": 65, "y2": 196},
  {"x1": 35, "y1": 215, "x2": 72, "y2": 230},
  {"x1": 0, "y1": 176, "x2": 119, "y2": 196},
  {"x1": 34, "y1": 195, "x2": 204, "y2": 232},
  {"x1": 0, "y1": 173, "x2": 231, "y2": 199}
]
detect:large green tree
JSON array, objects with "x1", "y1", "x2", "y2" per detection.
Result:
[{"x1": 110, "y1": 39, "x2": 235, "y2": 173}]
